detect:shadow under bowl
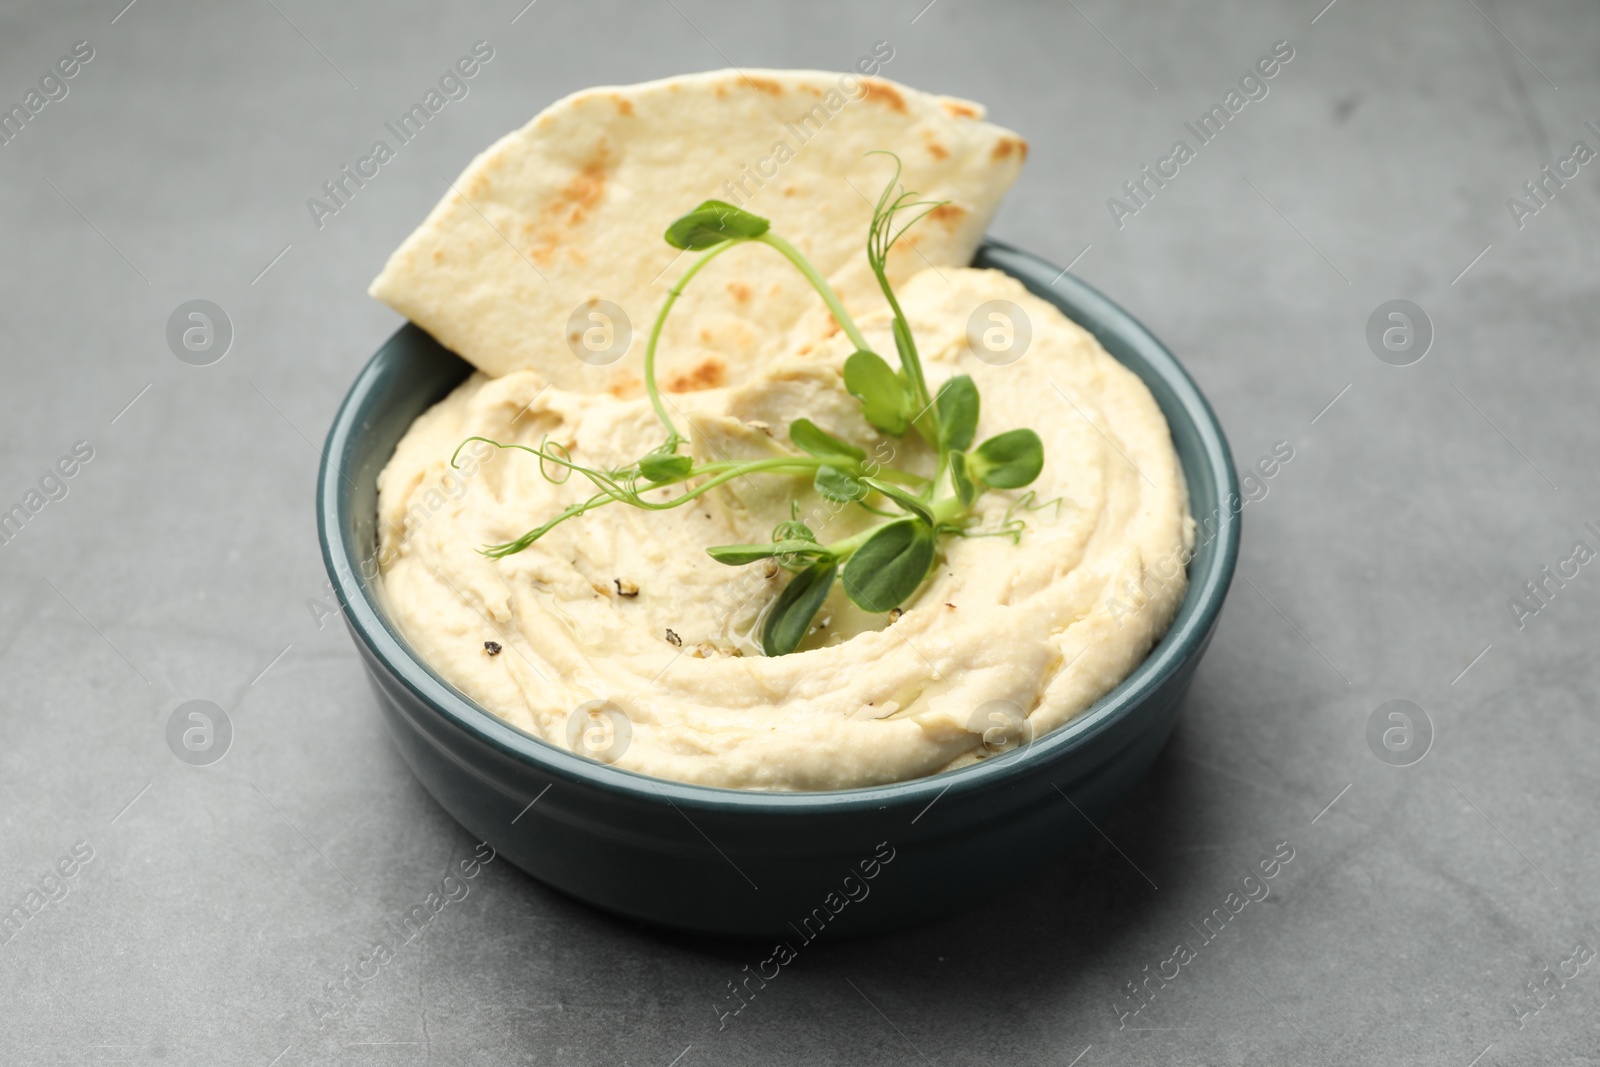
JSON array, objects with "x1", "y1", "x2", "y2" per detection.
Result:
[{"x1": 317, "y1": 240, "x2": 1240, "y2": 939}]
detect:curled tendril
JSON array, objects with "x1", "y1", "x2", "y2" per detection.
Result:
[
  {"x1": 538, "y1": 436, "x2": 574, "y2": 485},
  {"x1": 451, "y1": 436, "x2": 897, "y2": 560},
  {"x1": 949, "y1": 491, "x2": 1064, "y2": 545},
  {"x1": 1007, "y1": 490, "x2": 1065, "y2": 525}
]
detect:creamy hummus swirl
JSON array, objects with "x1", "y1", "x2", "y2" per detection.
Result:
[{"x1": 377, "y1": 267, "x2": 1192, "y2": 791}]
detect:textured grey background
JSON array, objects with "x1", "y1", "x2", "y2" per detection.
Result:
[{"x1": 1, "y1": 0, "x2": 1597, "y2": 1064}]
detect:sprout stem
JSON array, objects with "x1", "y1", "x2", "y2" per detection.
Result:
[
  {"x1": 644, "y1": 239, "x2": 740, "y2": 442},
  {"x1": 756, "y1": 233, "x2": 871, "y2": 352}
]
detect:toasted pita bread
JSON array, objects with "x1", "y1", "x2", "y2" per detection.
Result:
[{"x1": 369, "y1": 68, "x2": 1026, "y2": 394}]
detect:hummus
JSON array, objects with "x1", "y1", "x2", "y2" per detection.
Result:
[{"x1": 376, "y1": 266, "x2": 1192, "y2": 790}]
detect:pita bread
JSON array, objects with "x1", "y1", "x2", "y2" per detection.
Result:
[{"x1": 369, "y1": 68, "x2": 1026, "y2": 394}]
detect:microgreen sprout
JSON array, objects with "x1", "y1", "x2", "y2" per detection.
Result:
[{"x1": 455, "y1": 153, "x2": 1046, "y2": 656}]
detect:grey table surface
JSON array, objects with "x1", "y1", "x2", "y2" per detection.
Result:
[{"x1": 2, "y1": 0, "x2": 1597, "y2": 1064}]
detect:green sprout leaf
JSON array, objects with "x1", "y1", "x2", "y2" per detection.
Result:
[
  {"x1": 707, "y1": 540, "x2": 828, "y2": 566},
  {"x1": 706, "y1": 544, "x2": 773, "y2": 566},
  {"x1": 860, "y1": 477, "x2": 935, "y2": 526},
  {"x1": 970, "y1": 429, "x2": 1044, "y2": 489},
  {"x1": 664, "y1": 200, "x2": 770, "y2": 250},
  {"x1": 789, "y1": 417, "x2": 865, "y2": 462},
  {"x1": 949, "y1": 450, "x2": 977, "y2": 507},
  {"x1": 762, "y1": 560, "x2": 837, "y2": 656},
  {"x1": 840, "y1": 519, "x2": 936, "y2": 613},
  {"x1": 773, "y1": 504, "x2": 817, "y2": 544},
  {"x1": 935, "y1": 375, "x2": 979, "y2": 453},
  {"x1": 843, "y1": 350, "x2": 912, "y2": 436},
  {"x1": 815, "y1": 465, "x2": 867, "y2": 503},
  {"x1": 638, "y1": 452, "x2": 693, "y2": 484}
]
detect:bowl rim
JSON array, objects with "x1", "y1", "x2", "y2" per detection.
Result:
[{"x1": 318, "y1": 240, "x2": 1240, "y2": 815}]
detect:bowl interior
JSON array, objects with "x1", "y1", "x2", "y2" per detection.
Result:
[{"x1": 319, "y1": 240, "x2": 1240, "y2": 811}]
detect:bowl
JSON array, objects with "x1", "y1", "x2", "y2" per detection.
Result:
[{"x1": 317, "y1": 239, "x2": 1240, "y2": 939}]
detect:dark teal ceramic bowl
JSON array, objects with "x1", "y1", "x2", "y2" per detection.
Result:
[{"x1": 317, "y1": 240, "x2": 1239, "y2": 939}]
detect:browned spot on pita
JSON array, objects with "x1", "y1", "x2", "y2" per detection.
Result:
[
  {"x1": 612, "y1": 95, "x2": 634, "y2": 116},
  {"x1": 801, "y1": 85, "x2": 822, "y2": 97},
  {"x1": 607, "y1": 372, "x2": 642, "y2": 399},
  {"x1": 861, "y1": 79, "x2": 908, "y2": 113},
  {"x1": 565, "y1": 163, "x2": 606, "y2": 212},
  {"x1": 783, "y1": 185, "x2": 800, "y2": 197},
  {"x1": 928, "y1": 203, "x2": 966, "y2": 226},
  {"x1": 744, "y1": 75, "x2": 784, "y2": 96},
  {"x1": 926, "y1": 141, "x2": 949, "y2": 160},
  {"x1": 525, "y1": 159, "x2": 609, "y2": 262},
  {"x1": 942, "y1": 100, "x2": 980, "y2": 119},
  {"x1": 824, "y1": 318, "x2": 841, "y2": 338},
  {"x1": 796, "y1": 343, "x2": 813, "y2": 356},
  {"x1": 993, "y1": 136, "x2": 1029, "y2": 161},
  {"x1": 714, "y1": 83, "x2": 729, "y2": 98},
  {"x1": 727, "y1": 281, "x2": 752, "y2": 304},
  {"x1": 666, "y1": 357, "x2": 727, "y2": 393},
  {"x1": 432, "y1": 249, "x2": 445, "y2": 263}
]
